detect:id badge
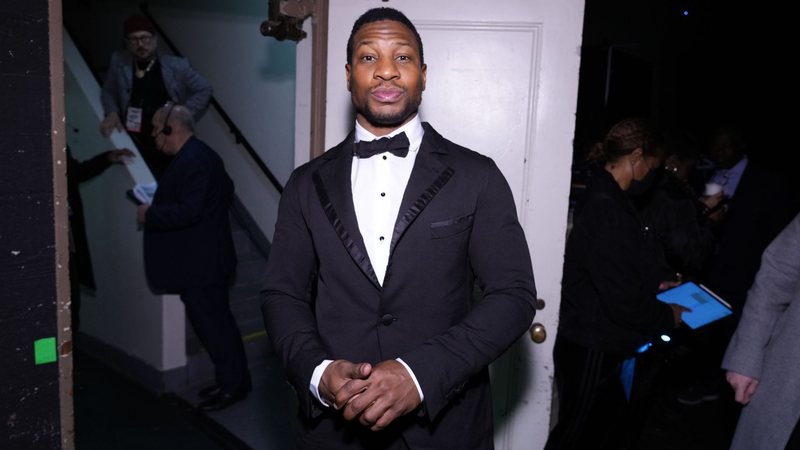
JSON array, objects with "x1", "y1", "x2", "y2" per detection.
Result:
[{"x1": 126, "y1": 107, "x2": 143, "y2": 132}]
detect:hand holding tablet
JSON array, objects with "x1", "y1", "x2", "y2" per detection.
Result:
[{"x1": 657, "y1": 282, "x2": 733, "y2": 329}]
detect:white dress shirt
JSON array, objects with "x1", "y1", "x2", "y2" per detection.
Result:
[
  {"x1": 351, "y1": 117, "x2": 424, "y2": 284},
  {"x1": 309, "y1": 115, "x2": 425, "y2": 407}
]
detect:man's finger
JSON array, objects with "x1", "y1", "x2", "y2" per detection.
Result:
[{"x1": 334, "y1": 382, "x2": 368, "y2": 411}]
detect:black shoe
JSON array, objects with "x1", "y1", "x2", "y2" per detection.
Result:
[
  {"x1": 197, "y1": 391, "x2": 248, "y2": 413},
  {"x1": 197, "y1": 384, "x2": 222, "y2": 399},
  {"x1": 676, "y1": 385, "x2": 720, "y2": 406}
]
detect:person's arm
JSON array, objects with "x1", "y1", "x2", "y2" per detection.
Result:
[
  {"x1": 69, "y1": 149, "x2": 134, "y2": 183},
  {"x1": 659, "y1": 196, "x2": 715, "y2": 277},
  {"x1": 143, "y1": 163, "x2": 208, "y2": 230},
  {"x1": 260, "y1": 169, "x2": 333, "y2": 418},
  {"x1": 173, "y1": 58, "x2": 213, "y2": 121},
  {"x1": 722, "y1": 213, "x2": 800, "y2": 397}
]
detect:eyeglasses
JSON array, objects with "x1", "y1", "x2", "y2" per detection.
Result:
[{"x1": 127, "y1": 34, "x2": 154, "y2": 45}]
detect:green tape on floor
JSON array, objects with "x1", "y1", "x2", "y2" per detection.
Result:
[{"x1": 34, "y1": 337, "x2": 57, "y2": 365}]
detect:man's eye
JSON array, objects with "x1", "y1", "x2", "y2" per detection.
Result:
[
  {"x1": 361, "y1": 55, "x2": 376, "y2": 62},
  {"x1": 397, "y1": 55, "x2": 410, "y2": 61}
]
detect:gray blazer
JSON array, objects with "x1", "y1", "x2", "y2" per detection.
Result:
[
  {"x1": 101, "y1": 50, "x2": 212, "y2": 120},
  {"x1": 722, "y1": 212, "x2": 800, "y2": 450}
]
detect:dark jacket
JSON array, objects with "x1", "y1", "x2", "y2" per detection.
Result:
[
  {"x1": 706, "y1": 162, "x2": 800, "y2": 312},
  {"x1": 101, "y1": 50, "x2": 212, "y2": 121},
  {"x1": 260, "y1": 123, "x2": 536, "y2": 449},
  {"x1": 639, "y1": 170, "x2": 715, "y2": 280},
  {"x1": 143, "y1": 136, "x2": 236, "y2": 292},
  {"x1": 559, "y1": 168, "x2": 674, "y2": 357}
]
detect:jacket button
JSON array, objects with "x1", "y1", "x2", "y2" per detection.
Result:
[{"x1": 380, "y1": 314, "x2": 397, "y2": 326}]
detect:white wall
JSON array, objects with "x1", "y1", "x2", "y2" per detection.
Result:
[
  {"x1": 150, "y1": 7, "x2": 296, "y2": 240},
  {"x1": 64, "y1": 1, "x2": 299, "y2": 375}
]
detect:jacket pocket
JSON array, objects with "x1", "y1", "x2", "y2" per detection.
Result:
[{"x1": 430, "y1": 214, "x2": 474, "y2": 239}]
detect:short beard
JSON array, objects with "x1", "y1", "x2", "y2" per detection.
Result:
[{"x1": 360, "y1": 110, "x2": 409, "y2": 129}]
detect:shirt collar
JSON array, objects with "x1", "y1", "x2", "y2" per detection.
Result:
[{"x1": 354, "y1": 114, "x2": 424, "y2": 154}]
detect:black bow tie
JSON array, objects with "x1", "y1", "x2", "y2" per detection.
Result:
[{"x1": 353, "y1": 132, "x2": 410, "y2": 159}]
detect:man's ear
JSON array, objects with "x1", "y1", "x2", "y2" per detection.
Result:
[
  {"x1": 631, "y1": 147, "x2": 644, "y2": 162},
  {"x1": 345, "y1": 64, "x2": 352, "y2": 92}
]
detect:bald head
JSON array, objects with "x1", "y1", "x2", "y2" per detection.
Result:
[{"x1": 152, "y1": 104, "x2": 195, "y2": 155}]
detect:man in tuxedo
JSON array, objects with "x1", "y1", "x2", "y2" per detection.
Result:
[
  {"x1": 137, "y1": 104, "x2": 250, "y2": 412},
  {"x1": 261, "y1": 7, "x2": 536, "y2": 449}
]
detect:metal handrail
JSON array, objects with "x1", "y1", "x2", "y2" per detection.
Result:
[{"x1": 140, "y1": 2, "x2": 284, "y2": 194}]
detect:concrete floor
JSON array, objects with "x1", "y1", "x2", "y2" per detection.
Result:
[{"x1": 74, "y1": 339, "x2": 740, "y2": 450}]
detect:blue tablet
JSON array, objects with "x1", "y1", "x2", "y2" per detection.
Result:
[{"x1": 656, "y1": 282, "x2": 733, "y2": 329}]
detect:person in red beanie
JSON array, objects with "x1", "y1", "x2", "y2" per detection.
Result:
[{"x1": 100, "y1": 14, "x2": 212, "y2": 179}]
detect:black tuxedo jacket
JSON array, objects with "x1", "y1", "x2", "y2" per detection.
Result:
[
  {"x1": 143, "y1": 136, "x2": 236, "y2": 292},
  {"x1": 261, "y1": 123, "x2": 536, "y2": 449}
]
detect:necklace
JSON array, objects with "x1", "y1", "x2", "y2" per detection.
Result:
[{"x1": 135, "y1": 58, "x2": 156, "y2": 79}]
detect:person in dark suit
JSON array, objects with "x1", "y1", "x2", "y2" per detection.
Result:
[
  {"x1": 260, "y1": 7, "x2": 537, "y2": 449},
  {"x1": 675, "y1": 127, "x2": 800, "y2": 409},
  {"x1": 137, "y1": 103, "x2": 250, "y2": 412}
]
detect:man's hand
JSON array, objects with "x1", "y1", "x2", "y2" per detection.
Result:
[
  {"x1": 107, "y1": 148, "x2": 135, "y2": 164},
  {"x1": 318, "y1": 360, "x2": 372, "y2": 408},
  {"x1": 700, "y1": 192, "x2": 727, "y2": 222},
  {"x1": 100, "y1": 112, "x2": 123, "y2": 137},
  {"x1": 726, "y1": 370, "x2": 759, "y2": 405},
  {"x1": 340, "y1": 359, "x2": 422, "y2": 431},
  {"x1": 658, "y1": 280, "x2": 681, "y2": 291}
]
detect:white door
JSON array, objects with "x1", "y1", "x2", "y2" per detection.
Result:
[{"x1": 296, "y1": 1, "x2": 584, "y2": 448}]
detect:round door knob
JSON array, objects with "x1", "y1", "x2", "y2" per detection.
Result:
[{"x1": 529, "y1": 323, "x2": 547, "y2": 344}]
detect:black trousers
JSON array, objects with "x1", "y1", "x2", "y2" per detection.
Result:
[
  {"x1": 545, "y1": 337, "x2": 630, "y2": 450},
  {"x1": 181, "y1": 283, "x2": 250, "y2": 395}
]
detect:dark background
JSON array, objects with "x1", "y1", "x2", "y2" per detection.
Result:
[{"x1": 575, "y1": 0, "x2": 792, "y2": 167}]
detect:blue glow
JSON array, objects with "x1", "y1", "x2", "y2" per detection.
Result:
[
  {"x1": 683, "y1": 10, "x2": 689, "y2": 16},
  {"x1": 660, "y1": 334, "x2": 672, "y2": 342},
  {"x1": 637, "y1": 342, "x2": 653, "y2": 353}
]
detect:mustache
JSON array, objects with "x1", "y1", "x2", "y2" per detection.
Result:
[{"x1": 370, "y1": 83, "x2": 404, "y2": 93}]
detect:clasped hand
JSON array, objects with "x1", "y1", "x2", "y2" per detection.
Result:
[{"x1": 319, "y1": 359, "x2": 421, "y2": 431}]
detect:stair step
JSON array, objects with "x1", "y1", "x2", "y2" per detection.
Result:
[
  {"x1": 232, "y1": 228, "x2": 264, "y2": 259},
  {"x1": 231, "y1": 256, "x2": 268, "y2": 286}
]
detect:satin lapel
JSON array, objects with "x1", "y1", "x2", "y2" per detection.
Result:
[
  {"x1": 390, "y1": 133, "x2": 454, "y2": 254},
  {"x1": 312, "y1": 142, "x2": 382, "y2": 289}
]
